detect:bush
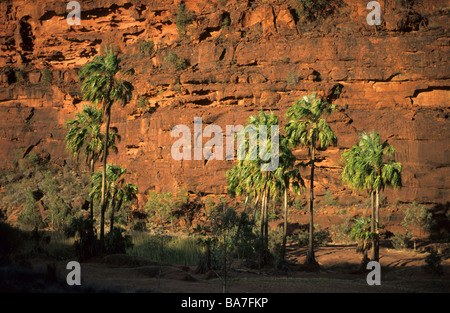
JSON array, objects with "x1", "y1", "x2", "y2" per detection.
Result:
[
  {"x1": 391, "y1": 232, "x2": 412, "y2": 250},
  {"x1": 401, "y1": 202, "x2": 432, "y2": 238},
  {"x1": 175, "y1": 2, "x2": 195, "y2": 35},
  {"x1": 137, "y1": 97, "x2": 156, "y2": 114},
  {"x1": 423, "y1": 251, "x2": 443, "y2": 275},
  {"x1": 349, "y1": 217, "x2": 376, "y2": 254},
  {"x1": 297, "y1": 227, "x2": 332, "y2": 247},
  {"x1": 165, "y1": 52, "x2": 188, "y2": 71},
  {"x1": 145, "y1": 191, "x2": 175, "y2": 230},
  {"x1": 325, "y1": 189, "x2": 338, "y2": 206},
  {"x1": 41, "y1": 68, "x2": 53, "y2": 85},
  {"x1": 291, "y1": 0, "x2": 333, "y2": 22},
  {"x1": 64, "y1": 217, "x2": 97, "y2": 260},
  {"x1": 105, "y1": 227, "x2": 133, "y2": 254},
  {"x1": 140, "y1": 40, "x2": 154, "y2": 56},
  {"x1": 18, "y1": 188, "x2": 46, "y2": 230}
]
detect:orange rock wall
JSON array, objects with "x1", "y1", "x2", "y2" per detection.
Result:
[{"x1": 0, "y1": 0, "x2": 448, "y2": 205}]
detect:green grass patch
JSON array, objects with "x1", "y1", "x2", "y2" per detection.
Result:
[{"x1": 127, "y1": 231, "x2": 204, "y2": 266}]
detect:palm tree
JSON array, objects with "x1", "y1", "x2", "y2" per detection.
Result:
[
  {"x1": 106, "y1": 167, "x2": 138, "y2": 244},
  {"x1": 226, "y1": 110, "x2": 280, "y2": 264},
  {"x1": 65, "y1": 104, "x2": 121, "y2": 219},
  {"x1": 90, "y1": 164, "x2": 136, "y2": 244},
  {"x1": 109, "y1": 183, "x2": 138, "y2": 241},
  {"x1": 342, "y1": 131, "x2": 402, "y2": 261},
  {"x1": 78, "y1": 47, "x2": 134, "y2": 244},
  {"x1": 285, "y1": 93, "x2": 337, "y2": 266}
]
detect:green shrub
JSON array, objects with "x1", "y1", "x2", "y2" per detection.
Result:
[
  {"x1": 14, "y1": 67, "x2": 28, "y2": 83},
  {"x1": 140, "y1": 40, "x2": 154, "y2": 56},
  {"x1": 165, "y1": 52, "x2": 188, "y2": 71},
  {"x1": 222, "y1": 15, "x2": 231, "y2": 28},
  {"x1": 41, "y1": 68, "x2": 53, "y2": 85},
  {"x1": 105, "y1": 227, "x2": 133, "y2": 254},
  {"x1": 18, "y1": 188, "x2": 46, "y2": 230},
  {"x1": 291, "y1": 0, "x2": 333, "y2": 22},
  {"x1": 145, "y1": 191, "x2": 175, "y2": 230},
  {"x1": 349, "y1": 217, "x2": 376, "y2": 254},
  {"x1": 297, "y1": 227, "x2": 331, "y2": 247},
  {"x1": 325, "y1": 189, "x2": 338, "y2": 206},
  {"x1": 401, "y1": 202, "x2": 432, "y2": 238},
  {"x1": 391, "y1": 232, "x2": 412, "y2": 250},
  {"x1": 331, "y1": 213, "x2": 352, "y2": 243},
  {"x1": 137, "y1": 97, "x2": 156, "y2": 113},
  {"x1": 64, "y1": 216, "x2": 97, "y2": 260},
  {"x1": 175, "y1": 2, "x2": 195, "y2": 35},
  {"x1": 423, "y1": 251, "x2": 443, "y2": 275}
]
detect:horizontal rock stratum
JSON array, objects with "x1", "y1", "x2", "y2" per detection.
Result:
[{"x1": 0, "y1": 0, "x2": 448, "y2": 206}]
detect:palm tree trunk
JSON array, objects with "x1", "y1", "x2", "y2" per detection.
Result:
[
  {"x1": 374, "y1": 188, "x2": 380, "y2": 262},
  {"x1": 89, "y1": 158, "x2": 95, "y2": 220},
  {"x1": 371, "y1": 190, "x2": 376, "y2": 261},
  {"x1": 100, "y1": 106, "x2": 111, "y2": 245},
  {"x1": 243, "y1": 195, "x2": 248, "y2": 214},
  {"x1": 260, "y1": 188, "x2": 265, "y2": 245},
  {"x1": 264, "y1": 187, "x2": 269, "y2": 250},
  {"x1": 282, "y1": 187, "x2": 288, "y2": 261},
  {"x1": 251, "y1": 194, "x2": 260, "y2": 223},
  {"x1": 306, "y1": 149, "x2": 316, "y2": 265},
  {"x1": 109, "y1": 191, "x2": 117, "y2": 247}
]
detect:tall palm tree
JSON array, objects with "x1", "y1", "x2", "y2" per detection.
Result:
[
  {"x1": 342, "y1": 131, "x2": 402, "y2": 261},
  {"x1": 65, "y1": 105, "x2": 121, "y2": 219},
  {"x1": 78, "y1": 47, "x2": 134, "y2": 244},
  {"x1": 285, "y1": 93, "x2": 337, "y2": 266}
]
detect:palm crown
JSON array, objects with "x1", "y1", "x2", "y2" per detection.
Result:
[{"x1": 65, "y1": 105, "x2": 121, "y2": 169}]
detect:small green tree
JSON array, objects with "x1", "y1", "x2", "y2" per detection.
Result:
[
  {"x1": 401, "y1": 202, "x2": 432, "y2": 250},
  {"x1": 145, "y1": 191, "x2": 175, "y2": 230},
  {"x1": 175, "y1": 2, "x2": 194, "y2": 36},
  {"x1": 41, "y1": 68, "x2": 53, "y2": 85},
  {"x1": 18, "y1": 188, "x2": 45, "y2": 230},
  {"x1": 207, "y1": 205, "x2": 257, "y2": 293}
]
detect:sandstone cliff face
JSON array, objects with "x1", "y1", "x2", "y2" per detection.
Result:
[{"x1": 0, "y1": 0, "x2": 448, "y2": 206}]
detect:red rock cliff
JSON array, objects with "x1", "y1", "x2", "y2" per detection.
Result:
[{"x1": 0, "y1": 0, "x2": 448, "y2": 206}]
